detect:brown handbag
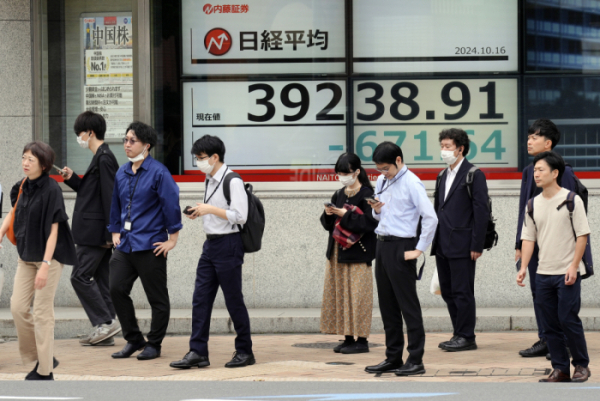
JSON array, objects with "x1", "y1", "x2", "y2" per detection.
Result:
[{"x1": 6, "y1": 179, "x2": 26, "y2": 245}]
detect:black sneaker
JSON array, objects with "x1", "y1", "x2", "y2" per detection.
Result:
[
  {"x1": 340, "y1": 342, "x2": 369, "y2": 354},
  {"x1": 519, "y1": 340, "x2": 548, "y2": 357},
  {"x1": 333, "y1": 339, "x2": 355, "y2": 353}
]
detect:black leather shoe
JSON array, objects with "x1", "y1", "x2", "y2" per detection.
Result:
[
  {"x1": 365, "y1": 360, "x2": 401, "y2": 373},
  {"x1": 333, "y1": 339, "x2": 355, "y2": 353},
  {"x1": 26, "y1": 357, "x2": 60, "y2": 380},
  {"x1": 438, "y1": 335, "x2": 458, "y2": 349},
  {"x1": 519, "y1": 339, "x2": 548, "y2": 357},
  {"x1": 170, "y1": 351, "x2": 210, "y2": 369},
  {"x1": 137, "y1": 345, "x2": 161, "y2": 360},
  {"x1": 225, "y1": 352, "x2": 256, "y2": 368},
  {"x1": 395, "y1": 362, "x2": 426, "y2": 376},
  {"x1": 24, "y1": 372, "x2": 54, "y2": 381},
  {"x1": 340, "y1": 342, "x2": 369, "y2": 354},
  {"x1": 111, "y1": 341, "x2": 147, "y2": 359},
  {"x1": 440, "y1": 336, "x2": 477, "y2": 352}
]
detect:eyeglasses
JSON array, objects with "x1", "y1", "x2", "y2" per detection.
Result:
[
  {"x1": 376, "y1": 166, "x2": 391, "y2": 173},
  {"x1": 195, "y1": 155, "x2": 210, "y2": 161},
  {"x1": 122, "y1": 137, "x2": 139, "y2": 145}
]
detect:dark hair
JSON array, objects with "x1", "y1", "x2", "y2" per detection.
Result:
[
  {"x1": 125, "y1": 121, "x2": 157, "y2": 150},
  {"x1": 528, "y1": 119, "x2": 560, "y2": 149},
  {"x1": 533, "y1": 151, "x2": 565, "y2": 185},
  {"x1": 191, "y1": 135, "x2": 226, "y2": 162},
  {"x1": 334, "y1": 153, "x2": 373, "y2": 189},
  {"x1": 372, "y1": 141, "x2": 403, "y2": 165},
  {"x1": 23, "y1": 141, "x2": 55, "y2": 173},
  {"x1": 439, "y1": 128, "x2": 470, "y2": 157},
  {"x1": 73, "y1": 111, "x2": 107, "y2": 140}
]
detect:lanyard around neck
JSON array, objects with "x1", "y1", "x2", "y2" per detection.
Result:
[
  {"x1": 204, "y1": 168, "x2": 228, "y2": 204},
  {"x1": 126, "y1": 172, "x2": 142, "y2": 220},
  {"x1": 377, "y1": 168, "x2": 407, "y2": 196}
]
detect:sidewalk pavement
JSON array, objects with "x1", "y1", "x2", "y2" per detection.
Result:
[{"x1": 1, "y1": 331, "x2": 598, "y2": 383}]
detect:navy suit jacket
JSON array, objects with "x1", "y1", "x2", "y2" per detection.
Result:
[
  {"x1": 514, "y1": 163, "x2": 576, "y2": 250},
  {"x1": 431, "y1": 160, "x2": 490, "y2": 259}
]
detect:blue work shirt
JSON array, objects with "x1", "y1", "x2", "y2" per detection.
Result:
[
  {"x1": 108, "y1": 155, "x2": 183, "y2": 253},
  {"x1": 372, "y1": 165, "x2": 438, "y2": 253}
]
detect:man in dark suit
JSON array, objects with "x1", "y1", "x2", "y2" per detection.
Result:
[
  {"x1": 515, "y1": 119, "x2": 577, "y2": 358},
  {"x1": 58, "y1": 111, "x2": 121, "y2": 346},
  {"x1": 431, "y1": 128, "x2": 489, "y2": 352}
]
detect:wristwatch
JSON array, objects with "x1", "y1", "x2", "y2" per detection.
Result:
[{"x1": 42, "y1": 260, "x2": 51, "y2": 265}]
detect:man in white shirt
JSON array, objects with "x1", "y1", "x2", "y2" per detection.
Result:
[
  {"x1": 431, "y1": 129, "x2": 490, "y2": 352},
  {"x1": 518, "y1": 151, "x2": 591, "y2": 383},
  {"x1": 170, "y1": 135, "x2": 253, "y2": 369}
]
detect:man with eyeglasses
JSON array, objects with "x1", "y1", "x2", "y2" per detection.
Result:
[
  {"x1": 56, "y1": 111, "x2": 121, "y2": 347},
  {"x1": 108, "y1": 121, "x2": 182, "y2": 361},
  {"x1": 364, "y1": 141, "x2": 437, "y2": 377}
]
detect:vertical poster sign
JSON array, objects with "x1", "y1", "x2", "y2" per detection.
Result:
[
  {"x1": 81, "y1": 14, "x2": 133, "y2": 139},
  {"x1": 181, "y1": 0, "x2": 346, "y2": 75}
]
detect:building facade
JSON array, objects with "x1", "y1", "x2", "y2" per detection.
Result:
[{"x1": 1, "y1": 0, "x2": 600, "y2": 312}]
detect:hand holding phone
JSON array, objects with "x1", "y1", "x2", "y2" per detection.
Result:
[
  {"x1": 183, "y1": 206, "x2": 194, "y2": 215},
  {"x1": 365, "y1": 197, "x2": 378, "y2": 204},
  {"x1": 324, "y1": 202, "x2": 336, "y2": 208},
  {"x1": 53, "y1": 164, "x2": 66, "y2": 175}
]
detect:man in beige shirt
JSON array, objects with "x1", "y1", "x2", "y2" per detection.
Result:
[{"x1": 517, "y1": 151, "x2": 591, "y2": 383}]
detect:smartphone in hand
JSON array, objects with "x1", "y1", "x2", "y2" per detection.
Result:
[
  {"x1": 324, "y1": 202, "x2": 336, "y2": 208},
  {"x1": 183, "y1": 206, "x2": 194, "y2": 215},
  {"x1": 365, "y1": 197, "x2": 378, "y2": 204},
  {"x1": 53, "y1": 164, "x2": 66, "y2": 175}
]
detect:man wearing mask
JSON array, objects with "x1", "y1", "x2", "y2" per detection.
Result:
[
  {"x1": 58, "y1": 111, "x2": 120, "y2": 346},
  {"x1": 108, "y1": 122, "x2": 182, "y2": 361},
  {"x1": 431, "y1": 128, "x2": 490, "y2": 352},
  {"x1": 170, "y1": 135, "x2": 253, "y2": 369}
]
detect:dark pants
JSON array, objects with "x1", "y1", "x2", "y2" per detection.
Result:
[
  {"x1": 536, "y1": 273, "x2": 589, "y2": 374},
  {"x1": 189, "y1": 233, "x2": 252, "y2": 357},
  {"x1": 71, "y1": 245, "x2": 115, "y2": 327},
  {"x1": 375, "y1": 238, "x2": 425, "y2": 365},
  {"x1": 435, "y1": 255, "x2": 476, "y2": 341},
  {"x1": 109, "y1": 249, "x2": 170, "y2": 349},
  {"x1": 527, "y1": 247, "x2": 545, "y2": 339}
]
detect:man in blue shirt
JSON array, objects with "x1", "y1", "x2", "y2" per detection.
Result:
[
  {"x1": 364, "y1": 142, "x2": 438, "y2": 376},
  {"x1": 108, "y1": 122, "x2": 182, "y2": 361},
  {"x1": 515, "y1": 119, "x2": 577, "y2": 359}
]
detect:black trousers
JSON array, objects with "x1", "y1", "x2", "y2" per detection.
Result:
[
  {"x1": 436, "y1": 255, "x2": 476, "y2": 341},
  {"x1": 375, "y1": 238, "x2": 425, "y2": 365},
  {"x1": 109, "y1": 249, "x2": 170, "y2": 349},
  {"x1": 536, "y1": 273, "x2": 589, "y2": 374},
  {"x1": 71, "y1": 245, "x2": 115, "y2": 327},
  {"x1": 189, "y1": 233, "x2": 252, "y2": 357}
]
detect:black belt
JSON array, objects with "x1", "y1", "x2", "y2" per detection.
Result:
[
  {"x1": 377, "y1": 234, "x2": 412, "y2": 242},
  {"x1": 206, "y1": 233, "x2": 235, "y2": 240}
]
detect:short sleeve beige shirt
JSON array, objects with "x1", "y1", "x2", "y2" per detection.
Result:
[{"x1": 521, "y1": 188, "x2": 590, "y2": 275}]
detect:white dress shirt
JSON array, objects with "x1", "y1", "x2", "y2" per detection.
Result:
[
  {"x1": 444, "y1": 157, "x2": 465, "y2": 200},
  {"x1": 202, "y1": 163, "x2": 248, "y2": 235},
  {"x1": 372, "y1": 165, "x2": 438, "y2": 252}
]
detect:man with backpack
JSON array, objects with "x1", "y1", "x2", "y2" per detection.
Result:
[
  {"x1": 515, "y1": 119, "x2": 579, "y2": 359},
  {"x1": 170, "y1": 135, "x2": 254, "y2": 369},
  {"x1": 517, "y1": 151, "x2": 591, "y2": 383},
  {"x1": 431, "y1": 129, "x2": 490, "y2": 352}
]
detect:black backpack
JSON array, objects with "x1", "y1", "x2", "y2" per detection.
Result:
[
  {"x1": 565, "y1": 164, "x2": 588, "y2": 212},
  {"x1": 222, "y1": 172, "x2": 265, "y2": 253},
  {"x1": 527, "y1": 191, "x2": 594, "y2": 279},
  {"x1": 435, "y1": 166, "x2": 498, "y2": 251}
]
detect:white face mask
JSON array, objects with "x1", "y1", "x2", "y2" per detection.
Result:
[
  {"x1": 338, "y1": 172, "x2": 357, "y2": 187},
  {"x1": 196, "y1": 157, "x2": 215, "y2": 175},
  {"x1": 128, "y1": 146, "x2": 148, "y2": 163},
  {"x1": 441, "y1": 149, "x2": 458, "y2": 166},
  {"x1": 77, "y1": 133, "x2": 90, "y2": 149}
]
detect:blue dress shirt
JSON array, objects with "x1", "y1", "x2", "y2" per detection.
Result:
[
  {"x1": 108, "y1": 155, "x2": 183, "y2": 253},
  {"x1": 372, "y1": 165, "x2": 438, "y2": 252}
]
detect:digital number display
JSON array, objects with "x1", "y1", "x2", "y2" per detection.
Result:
[
  {"x1": 183, "y1": 81, "x2": 347, "y2": 178},
  {"x1": 353, "y1": 79, "x2": 518, "y2": 170}
]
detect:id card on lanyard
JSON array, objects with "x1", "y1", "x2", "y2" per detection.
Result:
[{"x1": 124, "y1": 172, "x2": 142, "y2": 231}]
